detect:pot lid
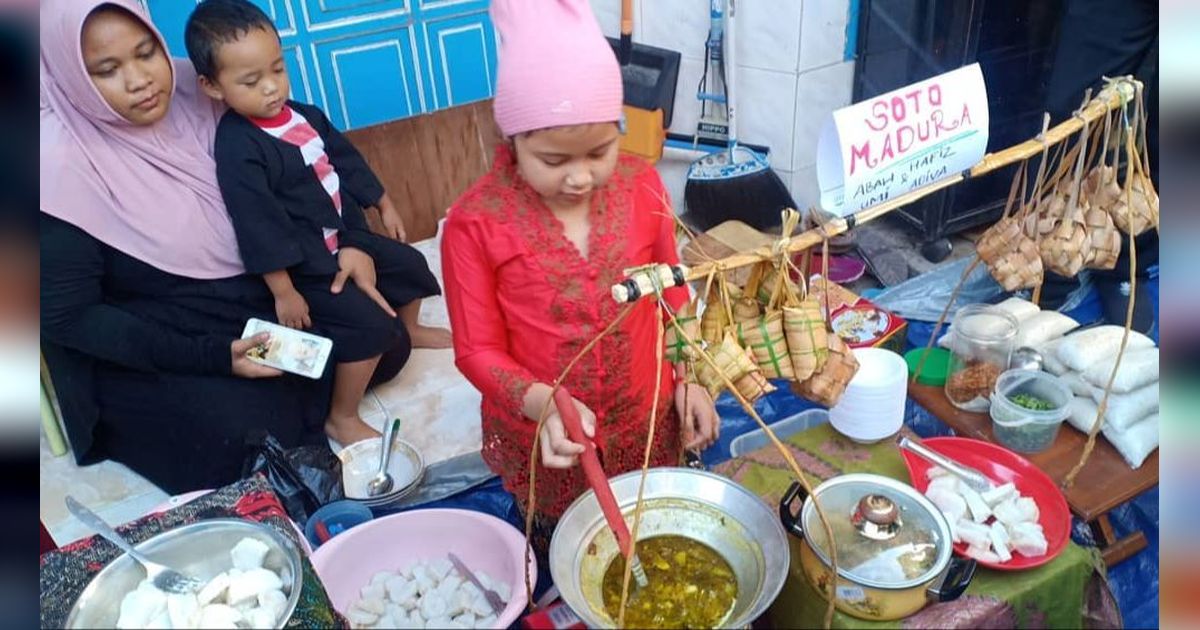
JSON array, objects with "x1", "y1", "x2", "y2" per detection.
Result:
[{"x1": 801, "y1": 474, "x2": 950, "y2": 589}]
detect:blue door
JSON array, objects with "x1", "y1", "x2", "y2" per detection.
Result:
[{"x1": 141, "y1": 0, "x2": 498, "y2": 129}]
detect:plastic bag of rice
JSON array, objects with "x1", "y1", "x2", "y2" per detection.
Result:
[
  {"x1": 1066, "y1": 395, "x2": 1103, "y2": 434},
  {"x1": 1087, "y1": 381, "x2": 1158, "y2": 431},
  {"x1": 1103, "y1": 413, "x2": 1159, "y2": 469},
  {"x1": 1081, "y1": 347, "x2": 1159, "y2": 393},
  {"x1": 1013, "y1": 311, "x2": 1079, "y2": 349},
  {"x1": 1060, "y1": 371, "x2": 1093, "y2": 397},
  {"x1": 1039, "y1": 337, "x2": 1069, "y2": 375},
  {"x1": 1056, "y1": 326, "x2": 1155, "y2": 372}
]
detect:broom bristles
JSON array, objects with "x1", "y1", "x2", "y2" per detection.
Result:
[{"x1": 685, "y1": 168, "x2": 796, "y2": 232}]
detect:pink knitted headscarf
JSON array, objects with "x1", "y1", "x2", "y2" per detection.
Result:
[{"x1": 490, "y1": 0, "x2": 623, "y2": 137}]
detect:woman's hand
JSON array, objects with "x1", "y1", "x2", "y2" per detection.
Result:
[
  {"x1": 330, "y1": 247, "x2": 397, "y2": 317},
  {"x1": 372, "y1": 194, "x2": 408, "y2": 242},
  {"x1": 231, "y1": 333, "x2": 283, "y2": 379},
  {"x1": 274, "y1": 289, "x2": 311, "y2": 329},
  {"x1": 676, "y1": 382, "x2": 719, "y2": 451},
  {"x1": 523, "y1": 383, "x2": 597, "y2": 469}
]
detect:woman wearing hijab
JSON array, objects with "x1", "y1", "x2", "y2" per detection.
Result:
[{"x1": 40, "y1": 0, "x2": 411, "y2": 493}]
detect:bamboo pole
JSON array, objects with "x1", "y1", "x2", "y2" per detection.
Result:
[{"x1": 637, "y1": 77, "x2": 1140, "y2": 289}]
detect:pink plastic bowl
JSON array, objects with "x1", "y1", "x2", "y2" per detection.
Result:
[{"x1": 310, "y1": 508, "x2": 534, "y2": 628}]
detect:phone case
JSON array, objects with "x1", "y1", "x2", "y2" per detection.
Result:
[{"x1": 240, "y1": 318, "x2": 334, "y2": 379}]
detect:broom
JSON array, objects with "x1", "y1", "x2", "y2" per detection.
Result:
[{"x1": 684, "y1": 0, "x2": 796, "y2": 232}]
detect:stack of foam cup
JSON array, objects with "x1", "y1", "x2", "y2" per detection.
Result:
[{"x1": 829, "y1": 347, "x2": 908, "y2": 443}]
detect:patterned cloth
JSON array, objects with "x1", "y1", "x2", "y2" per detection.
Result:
[
  {"x1": 713, "y1": 424, "x2": 1122, "y2": 629},
  {"x1": 39, "y1": 475, "x2": 347, "y2": 629}
]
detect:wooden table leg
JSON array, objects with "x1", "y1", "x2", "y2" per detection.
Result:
[{"x1": 1089, "y1": 513, "x2": 1148, "y2": 567}]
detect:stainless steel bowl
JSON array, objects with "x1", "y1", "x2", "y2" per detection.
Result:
[
  {"x1": 550, "y1": 467, "x2": 789, "y2": 628},
  {"x1": 65, "y1": 519, "x2": 304, "y2": 628}
]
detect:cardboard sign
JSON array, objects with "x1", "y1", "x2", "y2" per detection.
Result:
[{"x1": 817, "y1": 63, "x2": 989, "y2": 216}]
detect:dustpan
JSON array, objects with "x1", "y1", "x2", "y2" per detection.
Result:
[{"x1": 609, "y1": 1, "x2": 680, "y2": 163}]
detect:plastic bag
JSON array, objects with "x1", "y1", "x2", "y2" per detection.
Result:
[
  {"x1": 242, "y1": 431, "x2": 344, "y2": 524},
  {"x1": 874, "y1": 256, "x2": 1094, "y2": 323}
]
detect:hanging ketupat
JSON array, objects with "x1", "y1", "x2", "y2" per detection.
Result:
[
  {"x1": 665, "y1": 301, "x2": 700, "y2": 363},
  {"x1": 783, "y1": 299, "x2": 828, "y2": 381},
  {"x1": 734, "y1": 310, "x2": 793, "y2": 380},
  {"x1": 695, "y1": 333, "x2": 772, "y2": 402},
  {"x1": 792, "y1": 334, "x2": 858, "y2": 407}
]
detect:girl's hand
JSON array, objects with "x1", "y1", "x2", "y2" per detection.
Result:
[
  {"x1": 331, "y1": 247, "x2": 397, "y2": 317},
  {"x1": 274, "y1": 289, "x2": 311, "y2": 329},
  {"x1": 231, "y1": 333, "x2": 283, "y2": 379},
  {"x1": 523, "y1": 383, "x2": 597, "y2": 469},
  {"x1": 373, "y1": 194, "x2": 408, "y2": 242},
  {"x1": 676, "y1": 382, "x2": 719, "y2": 451}
]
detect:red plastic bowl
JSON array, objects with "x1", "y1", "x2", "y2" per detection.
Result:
[{"x1": 900, "y1": 437, "x2": 1071, "y2": 571}]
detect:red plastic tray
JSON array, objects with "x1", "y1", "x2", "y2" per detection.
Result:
[{"x1": 901, "y1": 436, "x2": 1071, "y2": 571}]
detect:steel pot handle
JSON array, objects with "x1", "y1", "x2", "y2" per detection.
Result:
[
  {"x1": 927, "y1": 556, "x2": 977, "y2": 602},
  {"x1": 779, "y1": 481, "x2": 808, "y2": 537}
]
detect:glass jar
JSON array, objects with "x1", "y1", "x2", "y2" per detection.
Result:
[{"x1": 944, "y1": 304, "x2": 1018, "y2": 412}]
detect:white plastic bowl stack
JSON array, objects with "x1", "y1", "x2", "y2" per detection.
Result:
[{"x1": 829, "y1": 348, "x2": 908, "y2": 443}]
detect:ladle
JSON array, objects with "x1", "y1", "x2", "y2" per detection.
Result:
[{"x1": 554, "y1": 387, "x2": 649, "y2": 588}]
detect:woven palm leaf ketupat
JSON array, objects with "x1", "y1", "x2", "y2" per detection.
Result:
[
  {"x1": 1083, "y1": 204, "x2": 1121, "y2": 269},
  {"x1": 755, "y1": 266, "x2": 781, "y2": 306},
  {"x1": 1077, "y1": 111, "x2": 1122, "y2": 270},
  {"x1": 977, "y1": 216, "x2": 1044, "y2": 291},
  {"x1": 783, "y1": 299, "x2": 828, "y2": 381},
  {"x1": 1039, "y1": 108, "x2": 1095, "y2": 277},
  {"x1": 699, "y1": 285, "x2": 731, "y2": 347},
  {"x1": 664, "y1": 301, "x2": 701, "y2": 363},
  {"x1": 1039, "y1": 206, "x2": 1089, "y2": 276},
  {"x1": 734, "y1": 310, "x2": 794, "y2": 380},
  {"x1": 732, "y1": 295, "x2": 761, "y2": 324},
  {"x1": 696, "y1": 332, "x2": 766, "y2": 399},
  {"x1": 1110, "y1": 85, "x2": 1159, "y2": 236},
  {"x1": 791, "y1": 333, "x2": 858, "y2": 407},
  {"x1": 733, "y1": 346, "x2": 777, "y2": 402},
  {"x1": 1110, "y1": 169, "x2": 1158, "y2": 235}
]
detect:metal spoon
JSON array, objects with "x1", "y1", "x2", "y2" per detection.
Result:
[
  {"x1": 897, "y1": 436, "x2": 994, "y2": 494},
  {"x1": 1010, "y1": 346, "x2": 1044, "y2": 372},
  {"x1": 65, "y1": 496, "x2": 205, "y2": 594},
  {"x1": 367, "y1": 418, "x2": 401, "y2": 497}
]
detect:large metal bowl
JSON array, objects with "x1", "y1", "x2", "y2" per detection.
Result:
[
  {"x1": 550, "y1": 467, "x2": 789, "y2": 628},
  {"x1": 64, "y1": 519, "x2": 304, "y2": 628}
]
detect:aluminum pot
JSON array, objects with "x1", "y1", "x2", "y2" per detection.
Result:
[
  {"x1": 779, "y1": 473, "x2": 976, "y2": 621},
  {"x1": 550, "y1": 467, "x2": 788, "y2": 628},
  {"x1": 65, "y1": 519, "x2": 303, "y2": 628}
]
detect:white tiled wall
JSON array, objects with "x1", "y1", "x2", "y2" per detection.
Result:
[{"x1": 591, "y1": 0, "x2": 857, "y2": 213}]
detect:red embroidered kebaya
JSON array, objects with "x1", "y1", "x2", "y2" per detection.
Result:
[{"x1": 442, "y1": 146, "x2": 688, "y2": 518}]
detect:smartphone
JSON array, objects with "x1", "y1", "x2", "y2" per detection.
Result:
[{"x1": 240, "y1": 318, "x2": 333, "y2": 379}]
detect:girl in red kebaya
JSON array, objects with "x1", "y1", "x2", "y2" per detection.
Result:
[{"x1": 441, "y1": 0, "x2": 720, "y2": 546}]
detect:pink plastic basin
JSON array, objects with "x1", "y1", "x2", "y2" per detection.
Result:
[{"x1": 310, "y1": 508, "x2": 534, "y2": 628}]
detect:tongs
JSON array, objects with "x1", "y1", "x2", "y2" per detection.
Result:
[{"x1": 553, "y1": 387, "x2": 649, "y2": 588}]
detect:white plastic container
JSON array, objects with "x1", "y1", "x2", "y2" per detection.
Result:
[
  {"x1": 989, "y1": 369, "x2": 1072, "y2": 453},
  {"x1": 829, "y1": 348, "x2": 908, "y2": 443}
]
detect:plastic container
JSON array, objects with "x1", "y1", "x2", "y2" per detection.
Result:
[
  {"x1": 989, "y1": 369, "x2": 1072, "y2": 453},
  {"x1": 729, "y1": 409, "x2": 829, "y2": 457},
  {"x1": 945, "y1": 305, "x2": 1018, "y2": 412},
  {"x1": 304, "y1": 500, "x2": 373, "y2": 548}
]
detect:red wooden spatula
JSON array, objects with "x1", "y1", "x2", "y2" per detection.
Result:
[{"x1": 553, "y1": 387, "x2": 649, "y2": 588}]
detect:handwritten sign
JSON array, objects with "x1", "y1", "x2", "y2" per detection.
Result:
[{"x1": 817, "y1": 63, "x2": 989, "y2": 216}]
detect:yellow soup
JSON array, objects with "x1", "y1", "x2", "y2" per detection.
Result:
[{"x1": 601, "y1": 535, "x2": 737, "y2": 629}]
